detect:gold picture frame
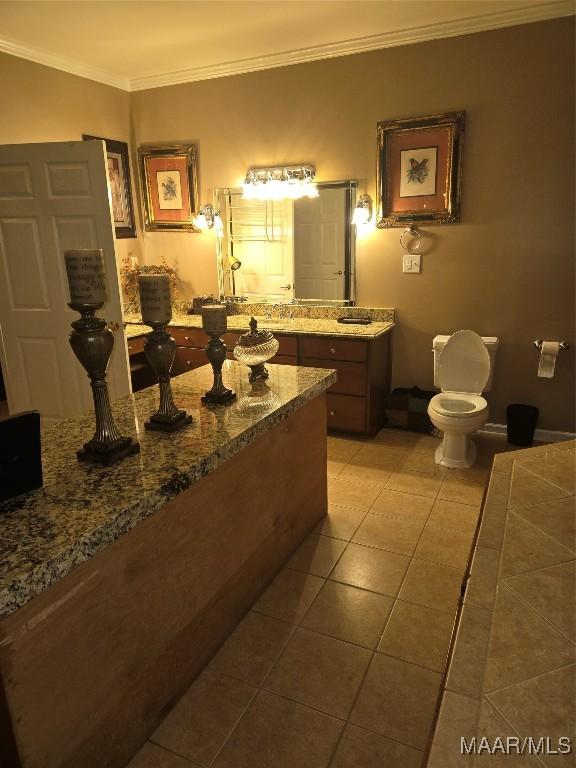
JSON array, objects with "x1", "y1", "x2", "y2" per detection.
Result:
[
  {"x1": 137, "y1": 144, "x2": 200, "y2": 232},
  {"x1": 376, "y1": 111, "x2": 465, "y2": 227}
]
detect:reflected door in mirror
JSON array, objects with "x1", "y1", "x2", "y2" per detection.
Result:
[{"x1": 293, "y1": 187, "x2": 346, "y2": 301}]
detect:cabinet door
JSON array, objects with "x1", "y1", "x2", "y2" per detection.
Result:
[{"x1": 326, "y1": 394, "x2": 366, "y2": 432}]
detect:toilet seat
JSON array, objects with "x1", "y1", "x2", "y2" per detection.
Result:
[
  {"x1": 437, "y1": 330, "x2": 491, "y2": 395},
  {"x1": 429, "y1": 392, "x2": 487, "y2": 418}
]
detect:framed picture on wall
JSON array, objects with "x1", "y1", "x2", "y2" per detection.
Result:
[
  {"x1": 137, "y1": 144, "x2": 199, "y2": 232},
  {"x1": 376, "y1": 111, "x2": 465, "y2": 227},
  {"x1": 82, "y1": 134, "x2": 136, "y2": 238}
]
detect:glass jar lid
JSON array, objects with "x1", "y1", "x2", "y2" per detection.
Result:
[{"x1": 237, "y1": 317, "x2": 274, "y2": 347}]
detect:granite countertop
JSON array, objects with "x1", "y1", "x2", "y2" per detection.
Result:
[
  {"x1": 124, "y1": 313, "x2": 395, "y2": 341},
  {"x1": 427, "y1": 439, "x2": 576, "y2": 765},
  {"x1": 0, "y1": 362, "x2": 336, "y2": 620}
]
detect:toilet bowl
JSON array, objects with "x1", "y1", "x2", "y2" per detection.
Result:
[{"x1": 428, "y1": 330, "x2": 495, "y2": 468}]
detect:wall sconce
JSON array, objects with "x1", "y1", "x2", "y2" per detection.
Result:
[
  {"x1": 352, "y1": 194, "x2": 373, "y2": 226},
  {"x1": 195, "y1": 204, "x2": 217, "y2": 230},
  {"x1": 242, "y1": 165, "x2": 319, "y2": 201}
]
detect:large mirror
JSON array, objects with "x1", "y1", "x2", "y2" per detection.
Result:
[{"x1": 215, "y1": 181, "x2": 357, "y2": 305}]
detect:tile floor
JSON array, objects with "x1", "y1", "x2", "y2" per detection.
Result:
[{"x1": 127, "y1": 429, "x2": 514, "y2": 768}]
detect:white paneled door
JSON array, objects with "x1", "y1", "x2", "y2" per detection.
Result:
[
  {"x1": 0, "y1": 141, "x2": 131, "y2": 424},
  {"x1": 293, "y1": 186, "x2": 347, "y2": 301}
]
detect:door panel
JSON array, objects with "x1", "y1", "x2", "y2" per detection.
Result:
[
  {"x1": 294, "y1": 187, "x2": 346, "y2": 300},
  {"x1": 0, "y1": 141, "x2": 131, "y2": 423}
]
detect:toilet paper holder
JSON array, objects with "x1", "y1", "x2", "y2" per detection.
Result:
[{"x1": 533, "y1": 340, "x2": 569, "y2": 350}]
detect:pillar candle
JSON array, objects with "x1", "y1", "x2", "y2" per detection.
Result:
[
  {"x1": 138, "y1": 274, "x2": 173, "y2": 324},
  {"x1": 64, "y1": 249, "x2": 107, "y2": 304},
  {"x1": 202, "y1": 304, "x2": 227, "y2": 336}
]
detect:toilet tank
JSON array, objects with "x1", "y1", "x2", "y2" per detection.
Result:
[{"x1": 433, "y1": 335, "x2": 499, "y2": 391}]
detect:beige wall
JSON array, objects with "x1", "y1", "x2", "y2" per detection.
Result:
[
  {"x1": 132, "y1": 18, "x2": 575, "y2": 432},
  {"x1": 0, "y1": 51, "x2": 141, "y2": 269},
  {"x1": 0, "y1": 17, "x2": 574, "y2": 432}
]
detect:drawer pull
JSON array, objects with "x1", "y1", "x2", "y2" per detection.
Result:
[
  {"x1": 184, "y1": 336, "x2": 191, "y2": 341},
  {"x1": 330, "y1": 347, "x2": 336, "y2": 354},
  {"x1": 128, "y1": 346, "x2": 132, "y2": 352},
  {"x1": 329, "y1": 410, "x2": 336, "y2": 416}
]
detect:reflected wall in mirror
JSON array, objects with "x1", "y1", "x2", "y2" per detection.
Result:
[{"x1": 215, "y1": 181, "x2": 357, "y2": 305}]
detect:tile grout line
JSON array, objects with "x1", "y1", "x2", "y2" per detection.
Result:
[
  {"x1": 206, "y1": 622, "x2": 300, "y2": 767},
  {"x1": 479, "y1": 694, "x2": 550, "y2": 768},
  {"x1": 513, "y1": 459, "x2": 576, "y2": 496},
  {"x1": 498, "y1": 582, "x2": 576, "y2": 648},
  {"x1": 483, "y1": 659, "x2": 576, "y2": 697},
  {"x1": 505, "y1": 507, "x2": 576, "y2": 558}
]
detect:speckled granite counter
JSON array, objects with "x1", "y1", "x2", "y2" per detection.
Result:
[
  {"x1": 427, "y1": 439, "x2": 575, "y2": 766},
  {"x1": 124, "y1": 311, "x2": 395, "y2": 341},
  {"x1": 0, "y1": 361, "x2": 336, "y2": 620}
]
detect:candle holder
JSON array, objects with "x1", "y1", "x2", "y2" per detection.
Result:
[
  {"x1": 202, "y1": 333, "x2": 236, "y2": 405},
  {"x1": 143, "y1": 322, "x2": 192, "y2": 431},
  {"x1": 69, "y1": 302, "x2": 140, "y2": 465}
]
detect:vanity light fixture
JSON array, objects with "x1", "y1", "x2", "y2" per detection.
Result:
[
  {"x1": 352, "y1": 194, "x2": 373, "y2": 226},
  {"x1": 242, "y1": 165, "x2": 319, "y2": 201}
]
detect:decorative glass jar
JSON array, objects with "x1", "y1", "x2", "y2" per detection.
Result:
[{"x1": 233, "y1": 317, "x2": 279, "y2": 382}]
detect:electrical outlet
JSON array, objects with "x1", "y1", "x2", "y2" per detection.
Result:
[{"x1": 403, "y1": 254, "x2": 421, "y2": 273}]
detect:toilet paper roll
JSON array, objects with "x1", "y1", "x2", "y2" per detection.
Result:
[{"x1": 538, "y1": 341, "x2": 560, "y2": 378}]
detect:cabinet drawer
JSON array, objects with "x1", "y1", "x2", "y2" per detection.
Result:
[
  {"x1": 172, "y1": 346, "x2": 207, "y2": 376},
  {"x1": 300, "y1": 337, "x2": 367, "y2": 362},
  {"x1": 127, "y1": 335, "x2": 146, "y2": 355},
  {"x1": 326, "y1": 394, "x2": 366, "y2": 433},
  {"x1": 170, "y1": 327, "x2": 206, "y2": 348},
  {"x1": 302, "y1": 357, "x2": 367, "y2": 396}
]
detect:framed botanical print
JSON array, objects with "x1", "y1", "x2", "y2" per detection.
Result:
[
  {"x1": 137, "y1": 144, "x2": 199, "y2": 232},
  {"x1": 82, "y1": 134, "x2": 136, "y2": 238},
  {"x1": 376, "y1": 111, "x2": 465, "y2": 227}
]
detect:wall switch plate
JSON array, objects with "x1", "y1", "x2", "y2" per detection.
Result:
[{"x1": 403, "y1": 254, "x2": 421, "y2": 273}]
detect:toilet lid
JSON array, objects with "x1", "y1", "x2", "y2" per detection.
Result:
[{"x1": 437, "y1": 330, "x2": 491, "y2": 395}]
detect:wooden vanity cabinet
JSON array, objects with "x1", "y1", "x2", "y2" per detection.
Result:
[
  {"x1": 127, "y1": 325, "x2": 392, "y2": 434},
  {"x1": 300, "y1": 332, "x2": 391, "y2": 435}
]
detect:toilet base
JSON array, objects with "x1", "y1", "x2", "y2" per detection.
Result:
[{"x1": 435, "y1": 432, "x2": 477, "y2": 469}]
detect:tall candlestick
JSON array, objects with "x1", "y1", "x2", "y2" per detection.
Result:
[
  {"x1": 201, "y1": 304, "x2": 227, "y2": 336},
  {"x1": 138, "y1": 274, "x2": 172, "y2": 324},
  {"x1": 64, "y1": 249, "x2": 107, "y2": 305}
]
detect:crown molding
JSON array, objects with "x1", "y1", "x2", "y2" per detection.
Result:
[
  {"x1": 0, "y1": 1, "x2": 573, "y2": 93},
  {"x1": 129, "y1": 0, "x2": 574, "y2": 91},
  {"x1": 0, "y1": 34, "x2": 130, "y2": 91}
]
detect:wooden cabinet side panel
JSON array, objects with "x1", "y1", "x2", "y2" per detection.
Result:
[
  {"x1": 0, "y1": 396, "x2": 327, "y2": 768},
  {"x1": 367, "y1": 332, "x2": 393, "y2": 434}
]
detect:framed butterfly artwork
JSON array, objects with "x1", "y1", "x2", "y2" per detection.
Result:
[{"x1": 376, "y1": 111, "x2": 465, "y2": 227}]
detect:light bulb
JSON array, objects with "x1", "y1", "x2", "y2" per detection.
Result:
[{"x1": 352, "y1": 205, "x2": 370, "y2": 226}]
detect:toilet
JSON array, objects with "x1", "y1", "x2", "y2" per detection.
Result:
[{"x1": 428, "y1": 330, "x2": 499, "y2": 468}]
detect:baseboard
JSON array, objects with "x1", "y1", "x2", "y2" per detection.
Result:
[{"x1": 480, "y1": 422, "x2": 576, "y2": 443}]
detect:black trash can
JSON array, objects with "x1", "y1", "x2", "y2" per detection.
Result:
[{"x1": 506, "y1": 404, "x2": 539, "y2": 446}]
